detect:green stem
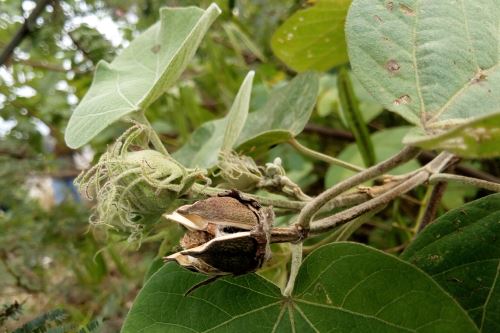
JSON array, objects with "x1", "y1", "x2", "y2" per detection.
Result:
[
  {"x1": 414, "y1": 181, "x2": 448, "y2": 234},
  {"x1": 337, "y1": 67, "x2": 376, "y2": 167},
  {"x1": 283, "y1": 242, "x2": 302, "y2": 297},
  {"x1": 137, "y1": 112, "x2": 170, "y2": 156},
  {"x1": 413, "y1": 184, "x2": 435, "y2": 234},
  {"x1": 288, "y1": 138, "x2": 364, "y2": 172}
]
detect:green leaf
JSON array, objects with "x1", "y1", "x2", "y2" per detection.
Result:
[
  {"x1": 346, "y1": 0, "x2": 500, "y2": 157},
  {"x1": 221, "y1": 71, "x2": 255, "y2": 152},
  {"x1": 316, "y1": 73, "x2": 383, "y2": 121},
  {"x1": 403, "y1": 113, "x2": 500, "y2": 158},
  {"x1": 174, "y1": 72, "x2": 319, "y2": 168},
  {"x1": 325, "y1": 127, "x2": 420, "y2": 187},
  {"x1": 271, "y1": 0, "x2": 351, "y2": 72},
  {"x1": 64, "y1": 4, "x2": 221, "y2": 148},
  {"x1": 402, "y1": 193, "x2": 500, "y2": 332},
  {"x1": 122, "y1": 243, "x2": 477, "y2": 332}
]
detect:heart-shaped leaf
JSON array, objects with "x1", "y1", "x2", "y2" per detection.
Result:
[
  {"x1": 402, "y1": 193, "x2": 500, "y2": 332},
  {"x1": 64, "y1": 4, "x2": 221, "y2": 148},
  {"x1": 271, "y1": 0, "x2": 351, "y2": 72},
  {"x1": 174, "y1": 72, "x2": 319, "y2": 168},
  {"x1": 122, "y1": 242, "x2": 477, "y2": 332},
  {"x1": 346, "y1": 0, "x2": 500, "y2": 157}
]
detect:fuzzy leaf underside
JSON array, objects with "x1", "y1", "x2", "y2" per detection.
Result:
[
  {"x1": 346, "y1": 0, "x2": 500, "y2": 157},
  {"x1": 65, "y1": 4, "x2": 221, "y2": 148}
]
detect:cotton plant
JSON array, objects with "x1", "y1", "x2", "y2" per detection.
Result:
[{"x1": 64, "y1": 2, "x2": 500, "y2": 332}]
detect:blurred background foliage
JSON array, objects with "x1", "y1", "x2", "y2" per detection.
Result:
[{"x1": 0, "y1": 0, "x2": 498, "y2": 331}]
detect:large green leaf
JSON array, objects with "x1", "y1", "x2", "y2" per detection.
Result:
[
  {"x1": 402, "y1": 193, "x2": 500, "y2": 332},
  {"x1": 346, "y1": 0, "x2": 500, "y2": 157},
  {"x1": 271, "y1": 0, "x2": 351, "y2": 72},
  {"x1": 64, "y1": 4, "x2": 221, "y2": 148},
  {"x1": 122, "y1": 243, "x2": 477, "y2": 332},
  {"x1": 174, "y1": 72, "x2": 319, "y2": 168}
]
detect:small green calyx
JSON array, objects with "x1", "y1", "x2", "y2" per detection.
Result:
[{"x1": 217, "y1": 151, "x2": 262, "y2": 191}]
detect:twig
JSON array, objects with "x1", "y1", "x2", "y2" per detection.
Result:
[
  {"x1": 303, "y1": 209, "x2": 379, "y2": 254},
  {"x1": 296, "y1": 146, "x2": 421, "y2": 231},
  {"x1": 270, "y1": 151, "x2": 454, "y2": 243},
  {"x1": 12, "y1": 58, "x2": 89, "y2": 74},
  {"x1": 310, "y1": 152, "x2": 454, "y2": 234},
  {"x1": 419, "y1": 151, "x2": 500, "y2": 183},
  {"x1": 288, "y1": 137, "x2": 364, "y2": 172},
  {"x1": 415, "y1": 182, "x2": 448, "y2": 233},
  {"x1": 310, "y1": 170, "x2": 429, "y2": 233},
  {"x1": 0, "y1": 0, "x2": 52, "y2": 65},
  {"x1": 192, "y1": 180, "x2": 404, "y2": 213},
  {"x1": 429, "y1": 173, "x2": 500, "y2": 192}
]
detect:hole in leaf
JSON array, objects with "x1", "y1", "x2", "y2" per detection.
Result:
[{"x1": 393, "y1": 94, "x2": 412, "y2": 105}]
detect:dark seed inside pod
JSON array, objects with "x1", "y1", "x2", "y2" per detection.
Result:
[{"x1": 180, "y1": 230, "x2": 214, "y2": 249}]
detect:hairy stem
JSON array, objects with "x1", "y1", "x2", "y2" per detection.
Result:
[
  {"x1": 297, "y1": 146, "x2": 421, "y2": 231},
  {"x1": 288, "y1": 137, "x2": 364, "y2": 172},
  {"x1": 310, "y1": 170, "x2": 429, "y2": 233},
  {"x1": 310, "y1": 151, "x2": 454, "y2": 234},
  {"x1": 303, "y1": 210, "x2": 379, "y2": 254},
  {"x1": 271, "y1": 151, "x2": 454, "y2": 243},
  {"x1": 136, "y1": 113, "x2": 170, "y2": 156},
  {"x1": 429, "y1": 173, "x2": 500, "y2": 192},
  {"x1": 282, "y1": 242, "x2": 302, "y2": 297},
  {"x1": 192, "y1": 181, "x2": 401, "y2": 214}
]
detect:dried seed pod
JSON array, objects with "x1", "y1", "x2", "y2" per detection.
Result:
[
  {"x1": 164, "y1": 190, "x2": 273, "y2": 275},
  {"x1": 169, "y1": 195, "x2": 258, "y2": 232}
]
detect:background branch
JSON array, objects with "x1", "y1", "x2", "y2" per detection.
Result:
[{"x1": 0, "y1": 0, "x2": 52, "y2": 65}]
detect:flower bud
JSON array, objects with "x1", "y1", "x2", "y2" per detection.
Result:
[
  {"x1": 164, "y1": 190, "x2": 273, "y2": 275},
  {"x1": 217, "y1": 151, "x2": 262, "y2": 191}
]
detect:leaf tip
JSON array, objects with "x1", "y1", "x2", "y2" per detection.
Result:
[
  {"x1": 244, "y1": 70, "x2": 255, "y2": 84},
  {"x1": 64, "y1": 131, "x2": 81, "y2": 150},
  {"x1": 207, "y1": 3, "x2": 222, "y2": 15}
]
